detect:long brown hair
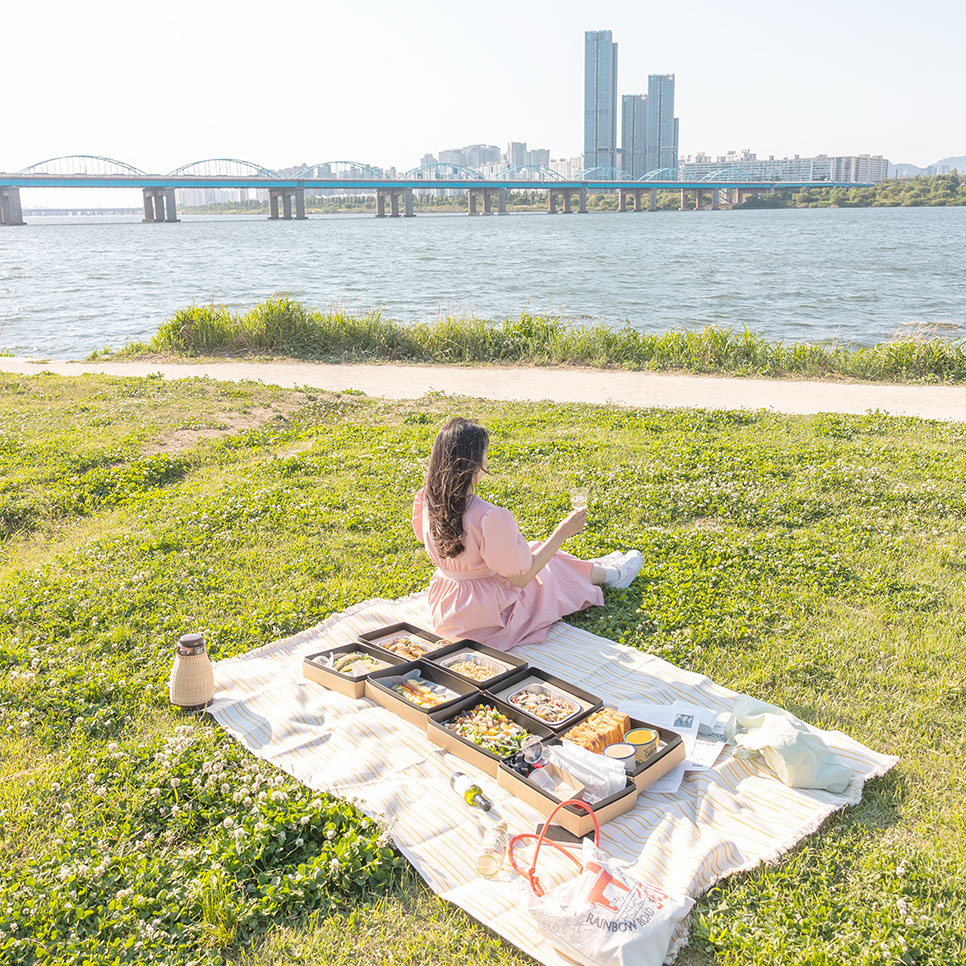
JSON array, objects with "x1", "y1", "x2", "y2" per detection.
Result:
[{"x1": 424, "y1": 417, "x2": 489, "y2": 558}]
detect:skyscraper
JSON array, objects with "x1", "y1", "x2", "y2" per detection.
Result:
[
  {"x1": 584, "y1": 30, "x2": 618, "y2": 172},
  {"x1": 645, "y1": 74, "x2": 679, "y2": 175},
  {"x1": 620, "y1": 94, "x2": 647, "y2": 180}
]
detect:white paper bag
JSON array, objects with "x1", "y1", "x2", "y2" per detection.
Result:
[{"x1": 524, "y1": 839, "x2": 693, "y2": 966}]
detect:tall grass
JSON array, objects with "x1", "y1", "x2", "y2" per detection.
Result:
[{"x1": 137, "y1": 297, "x2": 966, "y2": 383}]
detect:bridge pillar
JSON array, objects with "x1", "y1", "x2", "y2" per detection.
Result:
[
  {"x1": 498, "y1": 187, "x2": 507, "y2": 214},
  {"x1": 562, "y1": 191, "x2": 572, "y2": 214},
  {"x1": 269, "y1": 189, "x2": 281, "y2": 220},
  {"x1": 482, "y1": 188, "x2": 493, "y2": 215},
  {"x1": 376, "y1": 189, "x2": 387, "y2": 217},
  {"x1": 467, "y1": 189, "x2": 479, "y2": 215},
  {"x1": 548, "y1": 190, "x2": 557, "y2": 214},
  {"x1": 711, "y1": 189, "x2": 720, "y2": 211},
  {"x1": 632, "y1": 189, "x2": 642, "y2": 212},
  {"x1": 404, "y1": 188, "x2": 415, "y2": 217},
  {"x1": 618, "y1": 189, "x2": 627, "y2": 212},
  {"x1": 295, "y1": 188, "x2": 307, "y2": 220},
  {"x1": 694, "y1": 189, "x2": 703, "y2": 211},
  {"x1": 649, "y1": 187, "x2": 657, "y2": 211},
  {"x1": 680, "y1": 189, "x2": 688, "y2": 211},
  {"x1": 142, "y1": 188, "x2": 155, "y2": 222},
  {"x1": 0, "y1": 188, "x2": 24, "y2": 226},
  {"x1": 282, "y1": 191, "x2": 293, "y2": 220},
  {"x1": 164, "y1": 188, "x2": 179, "y2": 222},
  {"x1": 578, "y1": 186, "x2": 587, "y2": 213},
  {"x1": 389, "y1": 190, "x2": 400, "y2": 217}
]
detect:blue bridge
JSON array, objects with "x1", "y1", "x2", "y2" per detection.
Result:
[{"x1": 0, "y1": 155, "x2": 873, "y2": 225}]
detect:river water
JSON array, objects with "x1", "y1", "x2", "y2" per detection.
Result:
[{"x1": 1, "y1": 206, "x2": 963, "y2": 359}]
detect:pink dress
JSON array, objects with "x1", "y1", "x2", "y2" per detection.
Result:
[{"x1": 412, "y1": 488, "x2": 603, "y2": 650}]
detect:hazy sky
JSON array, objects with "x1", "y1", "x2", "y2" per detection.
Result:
[{"x1": 3, "y1": 0, "x2": 963, "y2": 179}]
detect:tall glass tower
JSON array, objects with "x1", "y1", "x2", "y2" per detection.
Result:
[
  {"x1": 584, "y1": 30, "x2": 618, "y2": 172},
  {"x1": 621, "y1": 94, "x2": 647, "y2": 180},
  {"x1": 645, "y1": 74, "x2": 679, "y2": 175}
]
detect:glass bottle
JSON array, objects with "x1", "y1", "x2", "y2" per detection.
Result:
[{"x1": 449, "y1": 772, "x2": 493, "y2": 812}]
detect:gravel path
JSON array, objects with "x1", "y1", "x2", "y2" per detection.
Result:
[{"x1": 3, "y1": 358, "x2": 964, "y2": 422}]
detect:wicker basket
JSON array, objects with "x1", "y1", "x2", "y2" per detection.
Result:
[{"x1": 169, "y1": 633, "x2": 214, "y2": 711}]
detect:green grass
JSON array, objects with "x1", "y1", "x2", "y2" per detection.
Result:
[
  {"x1": 97, "y1": 297, "x2": 966, "y2": 384},
  {"x1": 1, "y1": 371, "x2": 965, "y2": 965}
]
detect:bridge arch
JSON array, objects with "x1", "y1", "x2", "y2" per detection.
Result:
[
  {"x1": 402, "y1": 162, "x2": 484, "y2": 181},
  {"x1": 577, "y1": 166, "x2": 633, "y2": 181},
  {"x1": 699, "y1": 167, "x2": 756, "y2": 182},
  {"x1": 637, "y1": 168, "x2": 681, "y2": 182},
  {"x1": 18, "y1": 155, "x2": 147, "y2": 176},
  {"x1": 494, "y1": 164, "x2": 565, "y2": 182},
  {"x1": 294, "y1": 161, "x2": 386, "y2": 179},
  {"x1": 167, "y1": 158, "x2": 278, "y2": 178}
]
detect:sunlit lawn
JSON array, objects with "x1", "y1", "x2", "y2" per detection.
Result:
[{"x1": 1, "y1": 371, "x2": 963, "y2": 965}]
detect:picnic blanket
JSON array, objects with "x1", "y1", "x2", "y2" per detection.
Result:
[{"x1": 208, "y1": 593, "x2": 897, "y2": 964}]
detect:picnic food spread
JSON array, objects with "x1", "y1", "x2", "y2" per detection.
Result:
[
  {"x1": 509, "y1": 685, "x2": 578, "y2": 723},
  {"x1": 447, "y1": 659, "x2": 499, "y2": 682},
  {"x1": 445, "y1": 703, "x2": 534, "y2": 757},
  {"x1": 563, "y1": 707, "x2": 632, "y2": 754},
  {"x1": 379, "y1": 635, "x2": 432, "y2": 660},
  {"x1": 331, "y1": 652, "x2": 389, "y2": 675},
  {"x1": 390, "y1": 675, "x2": 457, "y2": 708}
]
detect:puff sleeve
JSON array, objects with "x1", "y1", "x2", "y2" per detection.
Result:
[
  {"x1": 478, "y1": 506, "x2": 532, "y2": 578},
  {"x1": 412, "y1": 489, "x2": 425, "y2": 543}
]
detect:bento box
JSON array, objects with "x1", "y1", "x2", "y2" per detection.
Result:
[
  {"x1": 302, "y1": 643, "x2": 405, "y2": 699},
  {"x1": 357, "y1": 622, "x2": 459, "y2": 663},
  {"x1": 496, "y1": 759, "x2": 639, "y2": 837},
  {"x1": 427, "y1": 695, "x2": 555, "y2": 777},
  {"x1": 365, "y1": 659, "x2": 478, "y2": 729},
  {"x1": 427, "y1": 640, "x2": 528, "y2": 691},
  {"x1": 485, "y1": 669, "x2": 602, "y2": 731},
  {"x1": 559, "y1": 709, "x2": 686, "y2": 793}
]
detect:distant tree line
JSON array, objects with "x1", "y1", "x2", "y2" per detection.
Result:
[{"x1": 181, "y1": 174, "x2": 966, "y2": 215}]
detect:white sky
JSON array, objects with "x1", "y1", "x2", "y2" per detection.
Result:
[{"x1": 3, "y1": 0, "x2": 963, "y2": 186}]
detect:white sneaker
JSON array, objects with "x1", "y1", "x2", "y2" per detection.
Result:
[
  {"x1": 592, "y1": 550, "x2": 626, "y2": 567},
  {"x1": 608, "y1": 550, "x2": 643, "y2": 589}
]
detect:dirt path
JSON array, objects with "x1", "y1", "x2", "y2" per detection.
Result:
[{"x1": 3, "y1": 357, "x2": 965, "y2": 422}]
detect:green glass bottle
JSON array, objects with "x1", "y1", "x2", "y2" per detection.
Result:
[{"x1": 450, "y1": 772, "x2": 493, "y2": 812}]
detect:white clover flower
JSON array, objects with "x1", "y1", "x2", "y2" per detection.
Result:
[
  {"x1": 299, "y1": 815, "x2": 310, "y2": 825},
  {"x1": 220, "y1": 784, "x2": 230, "y2": 795},
  {"x1": 150, "y1": 788, "x2": 161, "y2": 799},
  {"x1": 328, "y1": 858, "x2": 340, "y2": 873},
  {"x1": 50, "y1": 783, "x2": 61, "y2": 793},
  {"x1": 170, "y1": 778, "x2": 180, "y2": 788},
  {"x1": 295, "y1": 837, "x2": 304, "y2": 846},
  {"x1": 223, "y1": 817, "x2": 234, "y2": 829},
  {"x1": 325, "y1": 829, "x2": 336, "y2": 840}
]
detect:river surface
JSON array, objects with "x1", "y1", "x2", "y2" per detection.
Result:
[{"x1": 1, "y1": 207, "x2": 963, "y2": 359}]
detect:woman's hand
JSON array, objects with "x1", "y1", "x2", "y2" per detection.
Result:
[{"x1": 558, "y1": 507, "x2": 587, "y2": 539}]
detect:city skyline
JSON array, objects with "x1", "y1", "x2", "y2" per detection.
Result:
[{"x1": 3, "y1": 1, "x2": 962, "y2": 179}]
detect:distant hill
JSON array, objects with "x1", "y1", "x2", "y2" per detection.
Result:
[{"x1": 891, "y1": 155, "x2": 965, "y2": 177}]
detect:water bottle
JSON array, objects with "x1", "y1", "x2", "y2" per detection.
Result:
[
  {"x1": 449, "y1": 772, "x2": 493, "y2": 812},
  {"x1": 475, "y1": 821, "x2": 508, "y2": 877}
]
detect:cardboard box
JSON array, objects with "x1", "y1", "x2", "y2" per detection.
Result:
[
  {"x1": 559, "y1": 712, "x2": 685, "y2": 793},
  {"x1": 486, "y1": 669, "x2": 602, "y2": 731},
  {"x1": 426, "y1": 695, "x2": 555, "y2": 777},
  {"x1": 357, "y1": 622, "x2": 459, "y2": 663},
  {"x1": 496, "y1": 760, "x2": 639, "y2": 837},
  {"x1": 365, "y1": 660, "x2": 478, "y2": 730},
  {"x1": 427, "y1": 640, "x2": 528, "y2": 691},
  {"x1": 302, "y1": 644, "x2": 403, "y2": 700}
]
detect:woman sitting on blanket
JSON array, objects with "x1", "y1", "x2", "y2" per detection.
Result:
[{"x1": 413, "y1": 417, "x2": 643, "y2": 651}]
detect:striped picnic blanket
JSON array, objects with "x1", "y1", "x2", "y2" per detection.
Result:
[{"x1": 208, "y1": 593, "x2": 897, "y2": 964}]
